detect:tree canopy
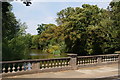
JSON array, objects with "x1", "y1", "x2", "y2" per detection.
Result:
[
  {"x1": 2, "y1": 2, "x2": 32, "y2": 61},
  {"x1": 37, "y1": 3, "x2": 120, "y2": 55}
]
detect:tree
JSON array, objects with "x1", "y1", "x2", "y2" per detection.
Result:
[
  {"x1": 36, "y1": 4, "x2": 119, "y2": 55},
  {"x1": 56, "y1": 4, "x2": 108, "y2": 55},
  {"x1": 36, "y1": 24, "x2": 46, "y2": 35},
  {"x1": 31, "y1": 35, "x2": 40, "y2": 49},
  {"x1": 2, "y1": 2, "x2": 19, "y2": 41},
  {"x1": 37, "y1": 23, "x2": 66, "y2": 54},
  {"x1": 2, "y1": 2, "x2": 31, "y2": 61},
  {"x1": 108, "y1": 1, "x2": 120, "y2": 51}
]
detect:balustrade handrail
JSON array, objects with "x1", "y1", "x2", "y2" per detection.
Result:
[
  {"x1": 1, "y1": 57, "x2": 71, "y2": 64},
  {"x1": 1, "y1": 53, "x2": 119, "y2": 76},
  {"x1": 77, "y1": 54, "x2": 119, "y2": 58},
  {"x1": 1, "y1": 54, "x2": 119, "y2": 64}
]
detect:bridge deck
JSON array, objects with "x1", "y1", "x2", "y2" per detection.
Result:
[{"x1": 7, "y1": 63, "x2": 119, "y2": 78}]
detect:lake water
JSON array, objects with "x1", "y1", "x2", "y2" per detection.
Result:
[{"x1": 27, "y1": 49, "x2": 68, "y2": 59}]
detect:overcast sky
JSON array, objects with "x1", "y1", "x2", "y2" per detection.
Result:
[{"x1": 11, "y1": 1, "x2": 112, "y2": 35}]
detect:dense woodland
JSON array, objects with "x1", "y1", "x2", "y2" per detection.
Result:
[{"x1": 2, "y1": 1, "x2": 120, "y2": 61}]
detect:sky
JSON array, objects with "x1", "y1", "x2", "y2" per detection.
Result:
[{"x1": 11, "y1": 1, "x2": 112, "y2": 35}]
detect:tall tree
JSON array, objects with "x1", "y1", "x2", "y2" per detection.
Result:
[
  {"x1": 2, "y1": 2, "x2": 19, "y2": 41},
  {"x1": 2, "y1": 2, "x2": 30, "y2": 61},
  {"x1": 56, "y1": 4, "x2": 109, "y2": 55},
  {"x1": 108, "y1": 1, "x2": 120, "y2": 51}
]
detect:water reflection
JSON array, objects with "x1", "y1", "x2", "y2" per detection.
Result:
[
  {"x1": 27, "y1": 49, "x2": 67, "y2": 59},
  {"x1": 30, "y1": 53, "x2": 48, "y2": 56}
]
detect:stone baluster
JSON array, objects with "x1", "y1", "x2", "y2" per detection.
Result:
[
  {"x1": 22, "y1": 62, "x2": 26, "y2": 71},
  {"x1": 61, "y1": 60, "x2": 63, "y2": 67},
  {"x1": 46, "y1": 61, "x2": 49, "y2": 68},
  {"x1": 8, "y1": 64, "x2": 11, "y2": 73},
  {"x1": 43, "y1": 61, "x2": 46, "y2": 69},
  {"x1": 22, "y1": 65, "x2": 24, "y2": 71},
  {"x1": 56, "y1": 60, "x2": 59, "y2": 67},
  {"x1": 88, "y1": 58, "x2": 90, "y2": 64},
  {"x1": 59, "y1": 60, "x2": 61, "y2": 68},
  {"x1": 2, "y1": 68, "x2": 5, "y2": 73},
  {"x1": 64, "y1": 60, "x2": 67, "y2": 66},
  {"x1": 2, "y1": 65, "x2": 5, "y2": 73},
  {"x1": 62, "y1": 59, "x2": 65, "y2": 67},
  {"x1": 55, "y1": 60, "x2": 58, "y2": 68},
  {"x1": 27, "y1": 62, "x2": 32, "y2": 70},
  {"x1": 44, "y1": 61, "x2": 46, "y2": 69},
  {"x1": 52, "y1": 60, "x2": 54, "y2": 68},
  {"x1": 83, "y1": 59, "x2": 85, "y2": 64},
  {"x1": 26, "y1": 63, "x2": 28, "y2": 70},
  {"x1": 91, "y1": 58, "x2": 92, "y2": 63},
  {"x1": 54, "y1": 60, "x2": 56, "y2": 67},
  {"x1": 40, "y1": 61, "x2": 42, "y2": 69},
  {"x1": 17, "y1": 65, "x2": 20, "y2": 72},
  {"x1": 114, "y1": 56, "x2": 115, "y2": 61},
  {"x1": 93, "y1": 58, "x2": 95, "y2": 63},
  {"x1": 50, "y1": 60, "x2": 52, "y2": 68},
  {"x1": 49, "y1": 60, "x2": 51, "y2": 68},
  {"x1": 48, "y1": 61, "x2": 50, "y2": 68},
  {"x1": 67, "y1": 59, "x2": 69, "y2": 66},
  {"x1": 12, "y1": 64, "x2": 15, "y2": 73},
  {"x1": 60, "y1": 60, "x2": 62, "y2": 67},
  {"x1": 51, "y1": 60, "x2": 54, "y2": 68}
]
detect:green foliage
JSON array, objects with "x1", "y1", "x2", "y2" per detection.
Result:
[
  {"x1": 2, "y1": 2, "x2": 19, "y2": 41},
  {"x1": 43, "y1": 42, "x2": 66, "y2": 55},
  {"x1": 56, "y1": 4, "x2": 106, "y2": 55},
  {"x1": 31, "y1": 35, "x2": 40, "y2": 49},
  {"x1": 108, "y1": 1, "x2": 120, "y2": 51},
  {"x1": 3, "y1": 1, "x2": 120, "y2": 61},
  {"x1": 37, "y1": 23, "x2": 67, "y2": 54},
  {"x1": 38, "y1": 3, "x2": 120, "y2": 55},
  {"x1": 36, "y1": 24, "x2": 46, "y2": 35},
  {"x1": 2, "y1": 2, "x2": 32, "y2": 61}
]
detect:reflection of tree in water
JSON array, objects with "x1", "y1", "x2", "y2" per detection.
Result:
[{"x1": 27, "y1": 49, "x2": 67, "y2": 59}]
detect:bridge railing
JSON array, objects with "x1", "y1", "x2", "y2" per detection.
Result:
[
  {"x1": 1, "y1": 54, "x2": 120, "y2": 77},
  {"x1": 77, "y1": 54, "x2": 119, "y2": 67},
  {"x1": 1, "y1": 57, "x2": 71, "y2": 74}
]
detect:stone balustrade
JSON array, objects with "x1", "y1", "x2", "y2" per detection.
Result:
[
  {"x1": 1, "y1": 53, "x2": 120, "y2": 77},
  {"x1": 1, "y1": 57, "x2": 70, "y2": 74},
  {"x1": 77, "y1": 54, "x2": 119, "y2": 67}
]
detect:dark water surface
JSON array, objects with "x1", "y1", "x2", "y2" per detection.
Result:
[{"x1": 27, "y1": 49, "x2": 67, "y2": 59}]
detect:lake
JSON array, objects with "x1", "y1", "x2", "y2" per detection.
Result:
[{"x1": 26, "y1": 49, "x2": 68, "y2": 59}]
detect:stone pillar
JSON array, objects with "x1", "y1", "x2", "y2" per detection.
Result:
[
  {"x1": 97, "y1": 56, "x2": 102, "y2": 65},
  {"x1": 118, "y1": 54, "x2": 120, "y2": 77},
  {"x1": 115, "y1": 51, "x2": 120, "y2": 61},
  {"x1": 32, "y1": 62, "x2": 40, "y2": 70},
  {"x1": 67, "y1": 54, "x2": 77, "y2": 70},
  {"x1": 118, "y1": 54, "x2": 120, "y2": 62},
  {"x1": 114, "y1": 51, "x2": 120, "y2": 77}
]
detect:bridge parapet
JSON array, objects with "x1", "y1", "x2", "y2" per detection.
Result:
[
  {"x1": 77, "y1": 54, "x2": 119, "y2": 68},
  {"x1": 1, "y1": 53, "x2": 120, "y2": 77}
]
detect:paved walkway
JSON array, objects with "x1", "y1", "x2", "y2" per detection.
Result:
[{"x1": 7, "y1": 64, "x2": 119, "y2": 79}]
